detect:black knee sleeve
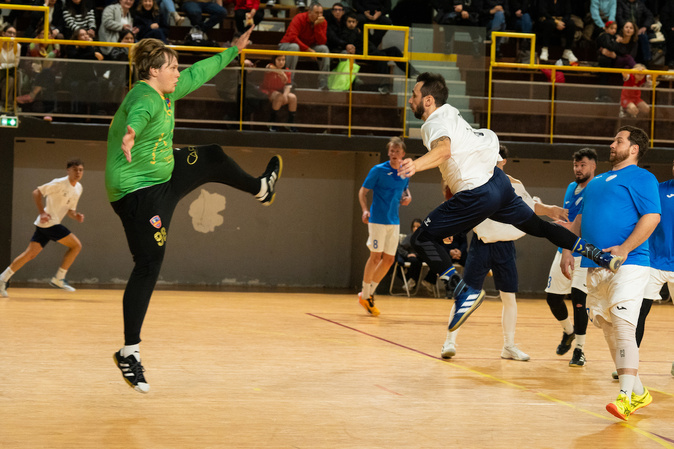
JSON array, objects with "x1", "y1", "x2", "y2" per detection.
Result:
[
  {"x1": 636, "y1": 298, "x2": 653, "y2": 347},
  {"x1": 546, "y1": 293, "x2": 568, "y2": 321},
  {"x1": 571, "y1": 287, "x2": 588, "y2": 335}
]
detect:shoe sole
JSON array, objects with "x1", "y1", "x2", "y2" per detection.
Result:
[
  {"x1": 48, "y1": 281, "x2": 76, "y2": 292},
  {"x1": 606, "y1": 403, "x2": 629, "y2": 421},
  {"x1": 441, "y1": 346, "x2": 456, "y2": 359},
  {"x1": 113, "y1": 352, "x2": 150, "y2": 394},
  {"x1": 448, "y1": 289, "x2": 485, "y2": 332},
  {"x1": 569, "y1": 362, "x2": 585, "y2": 367},
  {"x1": 264, "y1": 155, "x2": 283, "y2": 207},
  {"x1": 501, "y1": 355, "x2": 530, "y2": 361},
  {"x1": 609, "y1": 256, "x2": 624, "y2": 273}
]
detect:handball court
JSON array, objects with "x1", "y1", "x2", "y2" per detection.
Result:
[{"x1": 1, "y1": 288, "x2": 673, "y2": 449}]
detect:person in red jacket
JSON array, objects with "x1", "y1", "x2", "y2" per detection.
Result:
[
  {"x1": 278, "y1": 1, "x2": 330, "y2": 89},
  {"x1": 234, "y1": 0, "x2": 263, "y2": 33},
  {"x1": 260, "y1": 54, "x2": 298, "y2": 132}
]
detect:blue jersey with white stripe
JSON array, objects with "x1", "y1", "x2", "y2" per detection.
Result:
[
  {"x1": 649, "y1": 179, "x2": 674, "y2": 271},
  {"x1": 363, "y1": 161, "x2": 409, "y2": 225},
  {"x1": 580, "y1": 164, "x2": 661, "y2": 268},
  {"x1": 557, "y1": 181, "x2": 586, "y2": 255}
]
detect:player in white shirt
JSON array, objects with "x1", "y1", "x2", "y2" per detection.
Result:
[
  {"x1": 397, "y1": 72, "x2": 622, "y2": 332},
  {"x1": 0, "y1": 159, "x2": 85, "y2": 296}
]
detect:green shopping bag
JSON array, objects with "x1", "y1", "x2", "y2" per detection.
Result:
[{"x1": 328, "y1": 60, "x2": 360, "y2": 91}]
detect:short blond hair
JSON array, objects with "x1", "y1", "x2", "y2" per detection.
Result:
[{"x1": 132, "y1": 38, "x2": 178, "y2": 81}]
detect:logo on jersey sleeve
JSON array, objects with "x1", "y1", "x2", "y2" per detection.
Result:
[
  {"x1": 150, "y1": 215, "x2": 162, "y2": 229},
  {"x1": 606, "y1": 174, "x2": 618, "y2": 182}
]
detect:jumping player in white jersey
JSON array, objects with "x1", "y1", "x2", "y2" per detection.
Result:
[
  {"x1": 561, "y1": 125, "x2": 660, "y2": 421},
  {"x1": 0, "y1": 159, "x2": 85, "y2": 296},
  {"x1": 545, "y1": 148, "x2": 597, "y2": 368},
  {"x1": 397, "y1": 72, "x2": 622, "y2": 332}
]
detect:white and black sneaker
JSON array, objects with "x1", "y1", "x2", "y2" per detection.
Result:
[
  {"x1": 266, "y1": 0, "x2": 275, "y2": 5},
  {"x1": 114, "y1": 351, "x2": 150, "y2": 394},
  {"x1": 296, "y1": 0, "x2": 306, "y2": 7},
  {"x1": 0, "y1": 280, "x2": 8, "y2": 297},
  {"x1": 49, "y1": 277, "x2": 76, "y2": 292},
  {"x1": 256, "y1": 155, "x2": 283, "y2": 206}
]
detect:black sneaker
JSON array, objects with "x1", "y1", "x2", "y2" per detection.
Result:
[
  {"x1": 575, "y1": 242, "x2": 623, "y2": 273},
  {"x1": 556, "y1": 332, "x2": 575, "y2": 355},
  {"x1": 569, "y1": 348, "x2": 586, "y2": 367},
  {"x1": 256, "y1": 155, "x2": 282, "y2": 206},
  {"x1": 113, "y1": 351, "x2": 150, "y2": 393}
]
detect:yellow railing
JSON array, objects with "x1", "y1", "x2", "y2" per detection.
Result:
[
  {"x1": 489, "y1": 31, "x2": 672, "y2": 147},
  {"x1": 1, "y1": 5, "x2": 414, "y2": 136}
]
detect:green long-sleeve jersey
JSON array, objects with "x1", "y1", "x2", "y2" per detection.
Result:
[{"x1": 105, "y1": 46, "x2": 239, "y2": 202}]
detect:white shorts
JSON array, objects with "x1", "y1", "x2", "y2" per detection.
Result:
[
  {"x1": 643, "y1": 268, "x2": 674, "y2": 300},
  {"x1": 586, "y1": 265, "x2": 649, "y2": 328},
  {"x1": 545, "y1": 252, "x2": 588, "y2": 294},
  {"x1": 366, "y1": 223, "x2": 400, "y2": 255}
]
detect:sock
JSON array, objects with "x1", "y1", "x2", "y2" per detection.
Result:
[
  {"x1": 446, "y1": 304, "x2": 458, "y2": 342},
  {"x1": 0, "y1": 267, "x2": 14, "y2": 282},
  {"x1": 575, "y1": 334, "x2": 586, "y2": 350},
  {"x1": 619, "y1": 374, "x2": 636, "y2": 402},
  {"x1": 632, "y1": 375, "x2": 644, "y2": 395},
  {"x1": 370, "y1": 282, "x2": 379, "y2": 296},
  {"x1": 56, "y1": 267, "x2": 67, "y2": 280},
  {"x1": 560, "y1": 317, "x2": 574, "y2": 335},
  {"x1": 121, "y1": 344, "x2": 140, "y2": 359},
  {"x1": 362, "y1": 281, "x2": 371, "y2": 299},
  {"x1": 255, "y1": 177, "x2": 268, "y2": 199},
  {"x1": 500, "y1": 291, "x2": 517, "y2": 347}
]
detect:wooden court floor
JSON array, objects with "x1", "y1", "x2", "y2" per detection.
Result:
[{"x1": 1, "y1": 288, "x2": 673, "y2": 449}]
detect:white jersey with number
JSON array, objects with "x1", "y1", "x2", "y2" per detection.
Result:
[
  {"x1": 33, "y1": 176, "x2": 83, "y2": 228},
  {"x1": 421, "y1": 104, "x2": 500, "y2": 195}
]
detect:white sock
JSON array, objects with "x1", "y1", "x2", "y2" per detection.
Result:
[
  {"x1": 121, "y1": 344, "x2": 140, "y2": 359},
  {"x1": 560, "y1": 318, "x2": 574, "y2": 335},
  {"x1": 370, "y1": 282, "x2": 379, "y2": 296},
  {"x1": 575, "y1": 334, "x2": 586, "y2": 349},
  {"x1": 362, "y1": 282, "x2": 371, "y2": 298},
  {"x1": 56, "y1": 267, "x2": 67, "y2": 280},
  {"x1": 445, "y1": 304, "x2": 458, "y2": 344},
  {"x1": 0, "y1": 267, "x2": 14, "y2": 282},
  {"x1": 500, "y1": 291, "x2": 517, "y2": 347},
  {"x1": 633, "y1": 375, "x2": 644, "y2": 395},
  {"x1": 619, "y1": 374, "x2": 636, "y2": 402}
]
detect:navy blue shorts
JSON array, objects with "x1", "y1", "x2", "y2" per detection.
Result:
[
  {"x1": 30, "y1": 224, "x2": 71, "y2": 248},
  {"x1": 421, "y1": 167, "x2": 534, "y2": 240},
  {"x1": 463, "y1": 233, "x2": 518, "y2": 293}
]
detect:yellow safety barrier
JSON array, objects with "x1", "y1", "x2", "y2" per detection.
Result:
[{"x1": 490, "y1": 31, "x2": 671, "y2": 147}]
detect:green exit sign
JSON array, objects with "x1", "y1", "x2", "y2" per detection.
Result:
[{"x1": 1, "y1": 115, "x2": 18, "y2": 128}]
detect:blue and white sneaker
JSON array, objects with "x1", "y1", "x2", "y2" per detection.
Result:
[{"x1": 447, "y1": 280, "x2": 485, "y2": 331}]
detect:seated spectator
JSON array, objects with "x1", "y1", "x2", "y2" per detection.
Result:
[
  {"x1": 278, "y1": 2, "x2": 330, "y2": 90},
  {"x1": 661, "y1": 0, "x2": 674, "y2": 68},
  {"x1": 620, "y1": 63, "x2": 650, "y2": 118},
  {"x1": 508, "y1": 0, "x2": 534, "y2": 58},
  {"x1": 616, "y1": 20, "x2": 638, "y2": 66},
  {"x1": 181, "y1": 0, "x2": 227, "y2": 40},
  {"x1": 326, "y1": 1, "x2": 348, "y2": 53},
  {"x1": 536, "y1": 0, "x2": 578, "y2": 63},
  {"x1": 0, "y1": 24, "x2": 21, "y2": 113},
  {"x1": 99, "y1": 0, "x2": 137, "y2": 57},
  {"x1": 61, "y1": 0, "x2": 97, "y2": 40},
  {"x1": 390, "y1": 0, "x2": 433, "y2": 27},
  {"x1": 234, "y1": 0, "x2": 263, "y2": 33},
  {"x1": 483, "y1": 0, "x2": 507, "y2": 56},
  {"x1": 352, "y1": 0, "x2": 392, "y2": 48},
  {"x1": 16, "y1": 28, "x2": 60, "y2": 114},
  {"x1": 134, "y1": 0, "x2": 169, "y2": 43},
  {"x1": 64, "y1": 27, "x2": 104, "y2": 113},
  {"x1": 617, "y1": 0, "x2": 654, "y2": 64},
  {"x1": 158, "y1": 0, "x2": 185, "y2": 26},
  {"x1": 595, "y1": 20, "x2": 623, "y2": 100},
  {"x1": 431, "y1": 0, "x2": 484, "y2": 55},
  {"x1": 339, "y1": 12, "x2": 418, "y2": 92},
  {"x1": 106, "y1": 29, "x2": 136, "y2": 102},
  {"x1": 260, "y1": 54, "x2": 298, "y2": 132}
]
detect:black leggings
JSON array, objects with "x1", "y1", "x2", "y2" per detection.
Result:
[
  {"x1": 111, "y1": 145, "x2": 261, "y2": 345},
  {"x1": 546, "y1": 288, "x2": 588, "y2": 335}
]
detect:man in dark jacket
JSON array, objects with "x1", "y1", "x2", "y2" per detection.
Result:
[
  {"x1": 326, "y1": 1, "x2": 349, "y2": 52},
  {"x1": 353, "y1": 0, "x2": 393, "y2": 47}
]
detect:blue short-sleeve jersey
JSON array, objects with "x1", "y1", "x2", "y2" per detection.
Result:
[
  {"x1": 649, "y1": 179, "x2": 674, "y2": 271},
  {"x1": 362, "y1": 161, "x2": 410, "y2": 225},
  {"x1": 580, "y1": 164, "x2": 661, "y2": 268},
  {"x1": 557, "y1": 181, "x2": 586, "y2": 255}
]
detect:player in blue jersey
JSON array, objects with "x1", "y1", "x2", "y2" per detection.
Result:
[
  {"x1": 629, "y1": 158, "x2": 674, "y2": 377},
  {"x1": 544, "y1": 148, "x2": 597, "y2": 367},
  {"x1": 358, "y1": 136, "x2": 411, "y2": 316},
  {"x1": 561, "y1": 125, "x2": 661, "y2": 421},
  {"x1": 398, "y1": 72, "x2": 622, "y2": 333}
]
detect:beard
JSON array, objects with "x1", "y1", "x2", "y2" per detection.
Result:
[
  {"x1": 575, "y1": 173, "x2": 590, "y2": 184},
  {"x1": 412, "y1": 102, "x2": 425, "y2": 120},
  {"x1": 609, "y1": 148, "x2": 629, "y2": 166}
]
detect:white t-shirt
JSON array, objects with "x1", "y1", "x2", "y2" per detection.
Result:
[
  {"x1": 473, "y1": 175, "x2": 536, "y2": 243},
  {"x1": 33, "y1": 176, "x2": 83, "y2": 228},
  {"x1": 421, "y1": 104, "x2": 500, "y2": 194}
]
